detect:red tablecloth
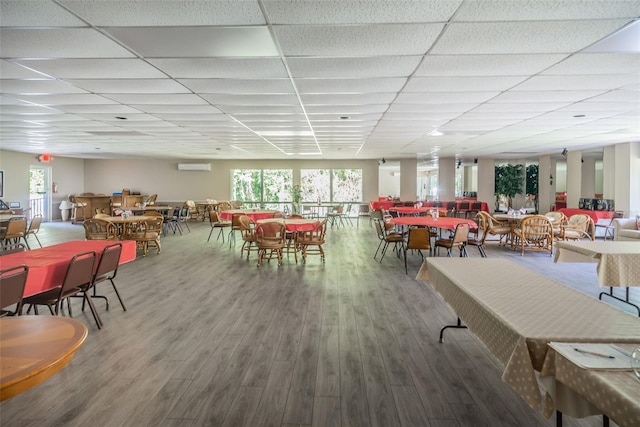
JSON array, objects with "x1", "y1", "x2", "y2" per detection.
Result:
[
  {"x1": 370, "y1": 201, "x2": 399, "y2": 210},
  {"x1": 0, "y1": 240, "x2": 136, "y2": 297},
  {"x1": 389, "y1": 216, "x2": 477, "y2": 231},
  {"x1": 219, "y1": 210, "x2": 278, "y2": 221},
  {"x1": 257, "y1": 218, "x2": 320, "y2": 232},
  {"x1": 388, "y1": 206, "x2": 431, "y2": 215},
  {"x1": 558, "y1": 208, "x2": 614, "y2": 223}
]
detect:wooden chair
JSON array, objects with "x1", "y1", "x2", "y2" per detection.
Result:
[
  {"x1": 129, "y1": 217, "x2": 163, "y2": 255},
  {"x1": 594, "y1": 210, "x2": 624, "y2": 240},
  {"x1": 83, "y1": 218, "x2": 118, "y2": 240},
  {"x1": 207, "y1": 210, "x2": 231, "y2": 243},
  {"x1": 91, "y1": 242, "x2": 126, "y2": 312},
  {"x1": 0, "y1": 265, "x2": 29, "y2": 317},
  {"x1": 560, "y1": 214, "x2": 594, "y2": 241},
  {"x1": 476, "y1": 211, "x2": 512, "y2": 246},
  {"x1": 25, "y1": 214, "x2": 43, "y2": 248},
  {"x1": 327, "y1": 204, "x2": 345, "y2": 228},
  {"x1": 435, "y1": 223, "x2": 470, "y2": 257},
  {"x1": 1, "y1": 217, "x2": 30, "y2": 250},
  {"x1": 403, "y1": 227, "x2": 431, "y2": 274},
  {"x1": 145, "y1": 194, "x2": 157, "y2": 205},
  {"x1": 238, "y1": 215, "x2": 258, "y2": 259},
  {"x1": 24, "y1": 251, "x2": 103, "y2": 329},
  {"x1": 69, "y1": 195, "x2": 87, "y2": 224},
  {"x1": 255, "y1": 221, "x2": 287, "y2": 267},
  {"x1": 297, "y1": 219, "x2": 328, "y2": 263},
  {"x1": 512, "y1": 215, "x2": 554, "y2": 256}
]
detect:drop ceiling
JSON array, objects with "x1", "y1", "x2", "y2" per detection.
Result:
[{"x1": 0, "y1": 0, "x2": 638, "y2": 161}]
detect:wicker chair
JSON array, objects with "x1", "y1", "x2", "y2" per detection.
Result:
[
  {"x1": 255, "y1": 221, "x2": 287, "y2": 267},
  {"x1": 476, "y1": 211, "x2": 512, "y2": 246},
  {"x1": 545, "y1": 211, "x2": 568, "y2": 240},
  {"x1": 560, "y1": 214, "x2": 595, "y2": 241},
  {"x1": 297, "y1": 219, "x2": 328, "y2": 263},
  {"x1": 512, "y1": 215, "x2": 554, "y2": 256},
  {"x1": 238, "y1": 215, "x2": 258, "y2": 259},
  {"x1": 129, "y1": 217, "x2": 163, "y2": 255},
  {"x1": 83, "y1": 218, "x2": 118, "y2": 240}
]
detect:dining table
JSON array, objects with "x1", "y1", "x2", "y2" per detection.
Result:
[
  {"x1": 420, "y1": 258, "x2": 640, "y2": 419},
  {"x1": 0, "y1": 240, "x2": 136, "y2": 297},
  {"x1": 554, "y1": 240, "x2": 640, "y2": 314},
  {"x1": 0, "y1": 316, "x2": 88, "y2": 401},
  {"x1": 97, "y1": 215, "x2": 155, "y2": 239},
  {"x1": 256, "y1": 218, "x2": 320, "y2": 233},
  {"x1": 388, "y1": 215, "x2": 477, "y2": 231},
  {"x1": 548, "y1": 342, "x2": 640, "y2": 427},
  {"x1": 219, "y1": 209, "x2": 279, "y2": 222}
]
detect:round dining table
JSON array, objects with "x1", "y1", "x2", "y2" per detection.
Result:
[
  {"x1": 1, "y1": 316, "x2": 88, "y2": 401},
  {"x1": 256, "y1": 218, "x2": 320, "y2": 233},
  {"x1": 219, "y1": 209, "x2": 279, "y2": 221},
  {"x1": 389, "y1": 215, "x2": 477, "y2": 231}
]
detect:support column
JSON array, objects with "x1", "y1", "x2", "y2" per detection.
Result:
[
  {"x1": 477, "y1": 158, "x2": 495, "y2": 211},
  {"x1": 614, "y1": 142, "x2": 640, "y2": 217},
  {"x1": 602, "y1": 145, "x2": 615, "y2": 199},
  {"x1": 566, "y1": 150, "x2": 582, "y2": 209},
  {"x1": 399, "y1": 158, "x2": 417, "y2": 201},
  {"x1": 438, "y1": 157, "x2": 456, "y2": 201},
  {"x1": 581, "y1": 157, "x2": 596, "y2": 198},
  {"x1": 538, "y1": 155, "x2": 553, "y2": 213}
]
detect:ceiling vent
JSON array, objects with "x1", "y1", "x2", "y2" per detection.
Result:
[{"x1": 177, "y1": 163, "x2": 211, "y2": 171}]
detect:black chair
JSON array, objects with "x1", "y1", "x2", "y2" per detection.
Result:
[
  {"x1": 445, "y1": 201, "x2": 457, "y2": 217},
  {"x1": 24, "y1": 251, "x2": 103, "y2": 329},
  {"x1": 91, "y1": 242, "x2": 126, "y2": 312},
  {"x1": 0, "y1": 265, "x2": 29, "y2": 317}
]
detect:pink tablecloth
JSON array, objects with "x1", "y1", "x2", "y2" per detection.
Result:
[
  {"x1": 257, "y1": 218, "x2": 320, "y2": 232},
  {"x1": 558, "y1": 208, "x2": 614, "y2": 222},
  {"x1": 219, "y1": 210, "x2": 278, "y2": 221},
  {"x1": 0, "y1": 240, "x2": 136, "y2": 297},
  {"x1": 389, "y1": 216, "x2": 477, "y2": 231}
]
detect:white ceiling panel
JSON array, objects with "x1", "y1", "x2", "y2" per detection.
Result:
[
  {"x1": 404, "y1": 76, "x2": 528, "y2": 92},
  {"x1": 0, "y1": 0, "x2": 86, "y2": 26},
  {"x1": 432, "y1": 20, "x2": 632, "y2": 54},
  {"x1": 179, "y1": 79, "x2": 295, "y2": 94},
  {"x1": 103, "y1": 94, "x2": 209, "y2": 105},
  {"x1": 300, "y1": 93, "x2": 397, "y2": 105},
  {"x1": 201, "y1": 94, "x2": 299, "y2": 105},
  {"x1": 489, "y1": 91, "x2": 607, "y2": 103},
  {"x1": 584, "y1": 90, "x2": 640, "y2": 103},
  {"x1": 1, "y1": 60, "x2": 51, "y2": 79},
  {"x1": 103, "y1": 27, "x2": 278, "y2": 58},
  {"x1": 59, "y1": 0, "x2": 266, "y2": 26},
  {"x1": 66, "y1": 79, "x2": 190, "y2": 94},
  {"x1": 13, "y1": 59, "x2": 167, "y2": 79},
  {"x1": 395, "y1": 92, "x2": 500, "y2": 104},
  {"x1": 219, "y1": 105, "x2": 303, "y2": 114},
  {"x1": 287, "y1": 56, "x2": 421, "y2": 78},
  {"x1": 387, "y1": 103, "x2": 475, "y2": 113},
  {"x1": 0, "y1": 29, "x2": 136, "y2": 58},
  {"x1": 475, "y1": 102, "x2": 571, "y2": 113},
  {"x1": 147, "y1": 58, "x2": 288, "y2": 79},
  {"x1": 0, "y1": 79, "x2": 88, "y2": 94},
  {"x1": 453, "y1": 0, "x2": 640, "y2": 21},
  {"x1": 513, "y1": 75, "x2": 639, "y2": 91},
  {"x1": 264, "y1": 0, "x2": 461, "y2": 24},
  {"x1": 296, "y1": 78, "x2": 406, "y2": 94},
  {"x1": 275, "y1": 24, "x2": 444, "y2": 56},
  {"x1": 415, "y1": 54, "x2": 568, "y2": 76},
  {"x1": 5, "y1": 93, "x2": 118, "y2": 105},
  {"x1": 542, "y1": 53, "x2": 640, "y2": 75},
  {"x1": 305, "y1": 105, "x2": 389, "y2": 114},
  {"x1": 128, "y1": 105, "x2": 222, "y2": 114}
]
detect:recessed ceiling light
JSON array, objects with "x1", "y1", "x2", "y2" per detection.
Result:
[
  {"x1": 573, "y1": 114, "x2": 586, "y2": 118},
  {"x1": 339, "y1": 116, "x2": 350, "y2": 120},
  {"x1": 215, "y1": 147, "x2": 221, "y2": 151},
  {"x1": 115, "y1": 116, "x2": 127, "y2": 120},
  {"x1": 429, "y1": 129, "x2": 443, "y2": 136}
]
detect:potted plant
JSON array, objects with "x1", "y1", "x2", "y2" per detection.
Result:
[
  {"x1": 526, "y1": 164, "x2": 539, "y2": 213},
  {"x1": 495, "y1": 164, "x2": 524, "y2": 210}
]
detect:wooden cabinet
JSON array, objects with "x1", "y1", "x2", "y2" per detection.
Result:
[
  {"x1": 74, "y1": 196, "x2": 112, "y2": 221},
  {"x1": 121, "y1": 195, "x2": 144, "y2": 208}
]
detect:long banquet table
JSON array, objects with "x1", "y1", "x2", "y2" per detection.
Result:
[
  {"x1": 389, "y1": 215, "x2": 476, "y2": 231},
  {"x1": 0, "y1": 240, "x2": 136, "y2": 297},
  {"x1": 219, "y1": 209, "x2": 278, "y2": 221},
  {"x1": 421, "y1": 258, "x2": 640, "y2": 418}
]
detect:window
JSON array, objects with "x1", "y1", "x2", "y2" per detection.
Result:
[
  {"x1": 332, "y1": 169, "x2": 362, "y2": 202},
  {"x1": 231, "y1": 169, "x2": 293, "y2": 208},
  {"x1": 300, "y1": 169, "x2": 330, "y2": 202}
]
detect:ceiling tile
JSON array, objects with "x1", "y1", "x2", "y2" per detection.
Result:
[
  {"x1": 1, "y1": 60, "x2": 52, "y2": 79},
  {"x1": 415, "y1": 54, "x2": 568, "y2": 76},
  {"x1": 66, "y1": 79, "x2": 191, "y2": 94},
  {"x1": 59, "y1": 0, "x2": 265, "y2": 26},
  {"x1": 103, "y1": 27, "x2": 278, "y2": 57},
  {"x1": 300, "y1": 93, "x2": 397, "y2": 105},
  {"x1": 453, "y1": 0, "x2": 640, "y2": 21},
  {"x1": 542, "y1": 53, "x2": 640, "y2": 75},
  {"x1": 264, "y1": 0, "x2": 461, "y2": 24},
  {"x1": 0, "y1": 79, "x2": 88, "y2": 94},
  {"x1": 432, "y1": 20, "x2": 632, "y2": 54},
  {"x1": 13, "y1": 59, "x2": 167, "y2": 79},
  {"x1": 6, "y1": 93, "x2": 118, "y2": 105},
  {"x1": 287, "y1": 56, "x2": 421, "y2": 78},
  {"x1": 296, "y1": 78, "x2": 406, "y2": 93},
  {"x1": 275, "y1": 24, "x2": 444, "y2": 56},
  {"x1": 490, "y1": 90, "x2": 607, "y2": 103},
  {"x1": 179, "y1": 79, "x2": 295, "y2": 94},
  {"x1": 395, "y1": 92, "x2": 500, "y2": 104},
  {"x1": 104, "y1": 94, "x2": 209, "y2": 105},
  {"x1": 404, "y1": 76, "x2": 527, "y2": 92},
  {"x1": 148, "y1": 58, "x2": 288, "y2": 78},
  {"x1": 0, "y1": 29, "x2": 136, "y2": 58},
  {"x1": 201, "y1": 94, "x2": 299, "y2": 105},
  {"x1": 513, "y1": 74, "x2": 638, "y2": 91},
  {"x1": 0, "y1": 0, "x2": 86, "y2": 26}
]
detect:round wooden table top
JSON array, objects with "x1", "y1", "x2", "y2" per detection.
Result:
[{"x1": 0, "y1": 316, "x2": 88, "y2": 401}]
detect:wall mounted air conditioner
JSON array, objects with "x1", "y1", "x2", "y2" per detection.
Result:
[{"x1": 177, "y1": 163, "x2": 211, "y2": 171}]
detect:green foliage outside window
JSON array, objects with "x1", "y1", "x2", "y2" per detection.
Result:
[{"x1": 494, "y1": 164, "x2": 524, "y2": 208}]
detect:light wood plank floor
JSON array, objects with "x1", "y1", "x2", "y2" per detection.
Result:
[{"x1": 2, "y1": 220, "x2": 637, "y2": 427}]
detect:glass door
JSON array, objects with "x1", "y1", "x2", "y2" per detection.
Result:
[{"x1": 29, "y1": 165, "x2": 51, "y2": 221}]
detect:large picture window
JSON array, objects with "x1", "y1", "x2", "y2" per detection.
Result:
[
  {"x1": 231, "y1": 169, "x2": 293, "y2": 208},
  {"x1": 332, "y1": 169, "x2": 362, "y2": 202},
  {"x1": 300, "y1": 169, "x2": 330, "y2": 202}
]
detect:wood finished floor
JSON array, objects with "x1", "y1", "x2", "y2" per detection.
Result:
[{"x1": 2, "y1": 219, "x2": 637, "y2": 427}]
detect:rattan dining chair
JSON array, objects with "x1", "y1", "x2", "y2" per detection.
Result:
[
  {"x1": 298, "y1": 219, "x2": 328, "y2": 263},
  {"x1": 512, "y1": 215, "x2": 554, "y2": 256},
  {"x1": 255, "y1": 221, "x2": 287, "y2": 267},
  {"x1": 0, "y1": 264, "x2": 29, "y2": 317}
]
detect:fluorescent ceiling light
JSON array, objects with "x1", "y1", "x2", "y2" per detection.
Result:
[{"x1": 429, "y1": 129, "x2": 443, "y2": 136}]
